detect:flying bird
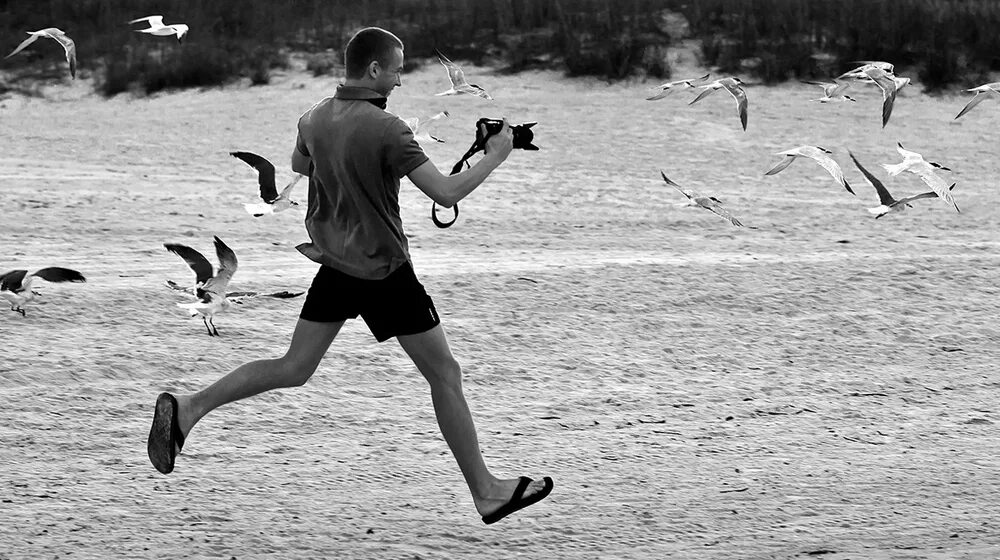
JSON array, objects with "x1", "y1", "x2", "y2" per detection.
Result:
[
  {"x1": 954, "y1": 82, "x2": 1000, "y2": 119},
  {"x1": 5, "y1": 28, "x2": 77, "y2": 79},
  {"x1": 164, "y1": 236, "x2": 239, "y2": 336},
  {"x1": 689, "y1": 77, "x2": 748, "y2": 131},
  {"x1": 848, "y1": 151, "x2": 956, "y2": 219},
  {"x1": 434, "y1": 50, "x2": 493, "y2": 100},
  {"x1": 864, "y1": 67, "x2": 906, "y2": 127},
  {"x1": 129, "y1": 15, "x2": 189, "y2": 42},
  {"x1": 802, "y1": 80, "x2": 856, "y2": 102},
  {"x1": 0, "y1": 267, "x2": 85, "y2": 316},
  {"x1": 646, "y1": 74, "x2": 710, "y2": 101},
  {"x1": 659, "y1": 171, "x2": 746, "y2": 227},
  {"x1": 837, "y1": 61, "x2": 895, "y2": 81},
  {"x1": 402, "y1": 111, "x2": 450, "y2": 143},
  {"x1": 880, "y1": 143, "x2": 959, "y2": 211},
  {"x1": 230, "y1": 151, "x2": 302, "y2": 217},
  {"x1": 764, "y1": 145, "x2": 854, "y2": 194}
]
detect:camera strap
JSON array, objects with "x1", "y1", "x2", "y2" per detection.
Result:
[{"x1": 430, "y1": 136, "x2": 488, "y2": 228}]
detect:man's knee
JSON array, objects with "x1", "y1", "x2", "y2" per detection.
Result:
[
  {"x1": 276, "y1": 356, "x2": 320, "y2": 387},
  {"x1": 422, "y1": 356, "x2": 463, "y2": 390}
]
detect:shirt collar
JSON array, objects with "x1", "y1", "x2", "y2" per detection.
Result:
[{"x1": 335, "y1": 85, "x2": 387, "y2": 109}]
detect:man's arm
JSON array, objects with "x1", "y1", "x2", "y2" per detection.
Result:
[
  {"x1": 291, "y1": 132, "x2": 311, "y2": 175},
  {"x1": 408, "y1": 119, "x2": 514, "y2": 208}
]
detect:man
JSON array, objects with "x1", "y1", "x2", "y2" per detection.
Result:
[{"x1": 147, "y1": 27, "x2": 553, "y2": 525}]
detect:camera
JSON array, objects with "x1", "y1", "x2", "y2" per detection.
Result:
[{"x1": 476, "y1": 118, "x2": 539, "y2": 151}]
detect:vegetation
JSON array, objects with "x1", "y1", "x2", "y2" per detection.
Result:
[{"x1": 0, "y1": 0, "x2": 997, "y2": 96}]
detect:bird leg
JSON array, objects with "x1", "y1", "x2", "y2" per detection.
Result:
[
  {"x1": 209, "y1": 317, "x2": 220, "y2": 337},
  {"x1": 15, "y1": 306, "x2": 26, "y2": 317},
  {"x1": 203, "y1": 316, "x2": 215, "y2": 336}
]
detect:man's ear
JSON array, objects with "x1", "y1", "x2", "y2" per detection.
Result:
[{"x1": 367, "y1": 60, "x2": 380, "y2": 79}]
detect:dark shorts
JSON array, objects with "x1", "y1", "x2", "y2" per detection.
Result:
[{"x1": 299, "y1": 262, "x2": 440, "y2": 342}]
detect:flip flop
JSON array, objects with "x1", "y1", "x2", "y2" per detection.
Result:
[
  {"x1": 481, "y1": 476, "x2": 554, "y2": 525},
  {"x1": 147, "y1": 392, "x2": 185, "y2": 474}
]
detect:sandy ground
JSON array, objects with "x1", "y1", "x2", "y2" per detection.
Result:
[{"x1": 1, "y1": 53, "x2": 999, "y2": 559}]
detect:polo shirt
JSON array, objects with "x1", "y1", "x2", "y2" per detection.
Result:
[{"x1": 294, "y1": 85, "x2": 429, "y2": 280}]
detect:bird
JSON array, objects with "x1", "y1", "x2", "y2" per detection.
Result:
[
  {"x1": 0, "y1": 267, "x2": 85, "y2": 316},
  {"x1": 164, "y1": 236, "x2": 239, "y2": 336},
  {"x1": 954, "y1": 82, "x2": 1000, "y2": 119},
  {"x1": 880, "y1": 143, "x2": 959, "y2": 211},
  {"x1": 128, "y1": 15, "x2": 189, "y2": 43},
  {"x1": 802, "y1": 80, "x2": 856, "y2": 102},
  {"x1": 837, "y1": 61, "x2": 895, "y2": 81},
  {"x1": 659, "y1": 171, "x2": 745, "y2": 227},
  {"x1": 646, "y1": 73, "x2": 711, "y2": 101},
  {"x1": 764, "y1": 145, "x2": 854, "y2": 194},
  {"x1": 434, "y1": 50, "x2": 493, "y2": 100},
  {"x1": 864, "y1": 67, "x2": 906, "y2": 127},
  {"x1": 5, "y1": 28, "x2": 77, "y2": 79},
  {"x1": 689, "y1": 77, "x2": 748, "y2": 131},
  {"x1": 402, "y1": 111, "x2": 450, "y2": 143},
  {"x1": 848, "y1": 151, "x2": 956, "y2": 219},
  {"x1": 230, "y1": 151, "x2": 302, "y2": 217}
]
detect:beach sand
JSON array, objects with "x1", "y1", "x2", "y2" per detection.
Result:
[{"x1": 1, "y1": 58, "x2": 998, "y2": 559}]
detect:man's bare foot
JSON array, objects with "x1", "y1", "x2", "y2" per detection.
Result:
[{"x1": 476, "y1": 476, "x2": 554, "y2": 524}]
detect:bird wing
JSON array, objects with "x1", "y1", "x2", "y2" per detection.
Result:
[
  {"x1": 164, "y1": 243, "x2": 214, "y2": 286},
  {"x1": 204, "y1": 236, "x2": 238, "y2": 294},
  {"x1": 5, "y1": 33, "x2": 41, "y2": 58},
  {"x1": 954, "y1": 91, "x2": 989, "y2": 120},
  {"x1": 865, "y1": 68, "x2": 898, "y2": 127},
  {"x1": 807, "y1": 152, "x2": 854, "y2": 194},
  {"x1": 277, "y1": 174, "x2": 303, "y2": 199},
  {"x1": 848, "y1": 151, "x2": 894, "y2": 206},
  {"x1": 165, "y1": 279, "x2": 195, "y2": 294},
  {"x1": 721, "y1": 80, "x2": 748, "y2": 130},
  {"x1": 764, "y1": 154, "x2": 796, "y2": 176},
  {"x1": 910, "y1": 168, "x2": 959, "y2": 210},
  {"x1": 436, "y1": 50, "x2": 467, "y2": 87},
  {"x1": 41, "y1": 29, "x2": 76, "y2": 78},
  {"x1": 659, "y1": 171, "x2": 695, "y2": 201},
  {"x1": 688, "y1": 83, "x2": 718, "y2": 105},
  {"x1": 32, "y1": 267, "x2": 86, "y2": 284},
  {"x1": 230, "y1": 151, "x2": 278, "y2": 202},
  {"x1": 129, "y1": 15, "x2": 164, "y2": 27},
  {"x1": 0, "y1": 269, "x2": 28, "y2": 292},
  {"x1": 700, "y1": 198, "x2": 744, "y2": 227}
]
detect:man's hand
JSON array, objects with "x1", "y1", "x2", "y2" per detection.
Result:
[{"x1": 482, "y1": 117, "x2": 514, "y2": 160}]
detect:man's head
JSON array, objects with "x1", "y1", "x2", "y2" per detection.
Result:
[{"x1": 344, "y1": 27, "x2": 404, "y2": 96}]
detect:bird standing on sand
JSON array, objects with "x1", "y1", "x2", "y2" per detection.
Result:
[
  {"x1": 434, "y1": 50, "x2": 493, "y2": 100},
  {"x1": 164, "y1": 236, "x2": 238, "y2": 336},
  {"x1": 688, "y1": 77, "x2": 749, "y2": 131},
  {"x1": 646, "y1": 74, "x2": 710, "y2": 100},
  {"x1": 764, "y1": 145, "x2": 854, "y2": 194},
  {"x1": 848, "y1": 151, "x2": 955, "y2": 219},
  {"x1": 880, "y1": 143, "x2": 959, "y2": 212},
  {"x1": 230, "y1": 151, "x2": 302, "y2": 217},
  {"x1": 659, "y1": 171, "x2": 746, "y2": 227},
  {"x1": 954, "y1": 82, "x2": 1000, "y2": 119},
  {"x1": 0, "y1": 267, "x2": 86, "y2": 316},
  {"x1": 5, "y1": 28, "x2": 77, "y2": 79},
  {"x1": 129, "y1": 15, "x2": 189, "y2": 43}
]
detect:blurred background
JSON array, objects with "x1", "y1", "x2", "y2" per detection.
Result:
[{"x1": 2, "y1": 0, "x2": 999, "y2": 96}]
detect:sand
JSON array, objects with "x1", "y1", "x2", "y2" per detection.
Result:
[{"x1": 1, "y1": 57, "x2": 999, "y2": 559}]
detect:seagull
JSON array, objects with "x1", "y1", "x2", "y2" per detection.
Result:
[
  {"x1": 880, "y1": 143, "x2": 959, "y2": 211},
  {"x1": 863, "y1": 67, "x2": 906, "y2": 128},
  {"x1": 659, "y1": 171, "x2": 745, "y2": 227},
  {"x1": 689, "y1": 77, "x2": 748, "y2": 131},
  {"x1": 402, "y1": 111, "x2": 450, "y2": 143},
  {"x1": 230, "y1": 151, "x2": 302, "y2": 217},
  {"x1": 164, "y1": 236, "x2": 239, "y2": 336},
  {"x1": 5, "y1": 28, "x2": 77, "y2": 79},
  {"x1": 848, "y1": 151, "x2": 956, "y2": 218},
  {"x1": 129, "y1": 15, "x2": 189, "y2": 43},
  {"x1": 434, "y1": 50, "x2": 493, "y2": 100},
  {"x1": 837, "y1": 61, "x2": 895, "y2": 81},
  {"x1": 802, "y1": 80, "x2": 856, "y2": 102},
  {"x1": 646, "y1": 73, "x2": 711, "y2": 100},
  {"x1": 0, "y1": 267, "x2": 85, "y2": 316},
  {"x1": 764, "y1": 145, "x2": 854, "y2": 194},
  {"x1": 954, "y1": 82, "x2": 1000, "y2": 119}
]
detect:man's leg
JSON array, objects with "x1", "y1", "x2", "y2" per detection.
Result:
[
  {"x1": 151, "y1": 318, "x2": 343, "y2": 469},
  {"x1": 397, "y1": 324, "x2": 551, "y2": 519}
]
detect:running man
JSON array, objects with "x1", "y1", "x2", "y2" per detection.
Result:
[{"x1": 147, "y1": 27, "x2": 553, "y2": 525}]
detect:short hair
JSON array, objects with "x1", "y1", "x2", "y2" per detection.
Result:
[{"x1": 344, "y1": 27, "x2": 404, "y2": 79}]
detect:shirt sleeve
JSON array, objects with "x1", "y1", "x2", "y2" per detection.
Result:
[{"x1": 383, "y1": 118, "x2": 429, "y2": 179}]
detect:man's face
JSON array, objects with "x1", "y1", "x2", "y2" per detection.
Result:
[{"x1": 375, "y1": 47, "x2": 404, "y2": 97}]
